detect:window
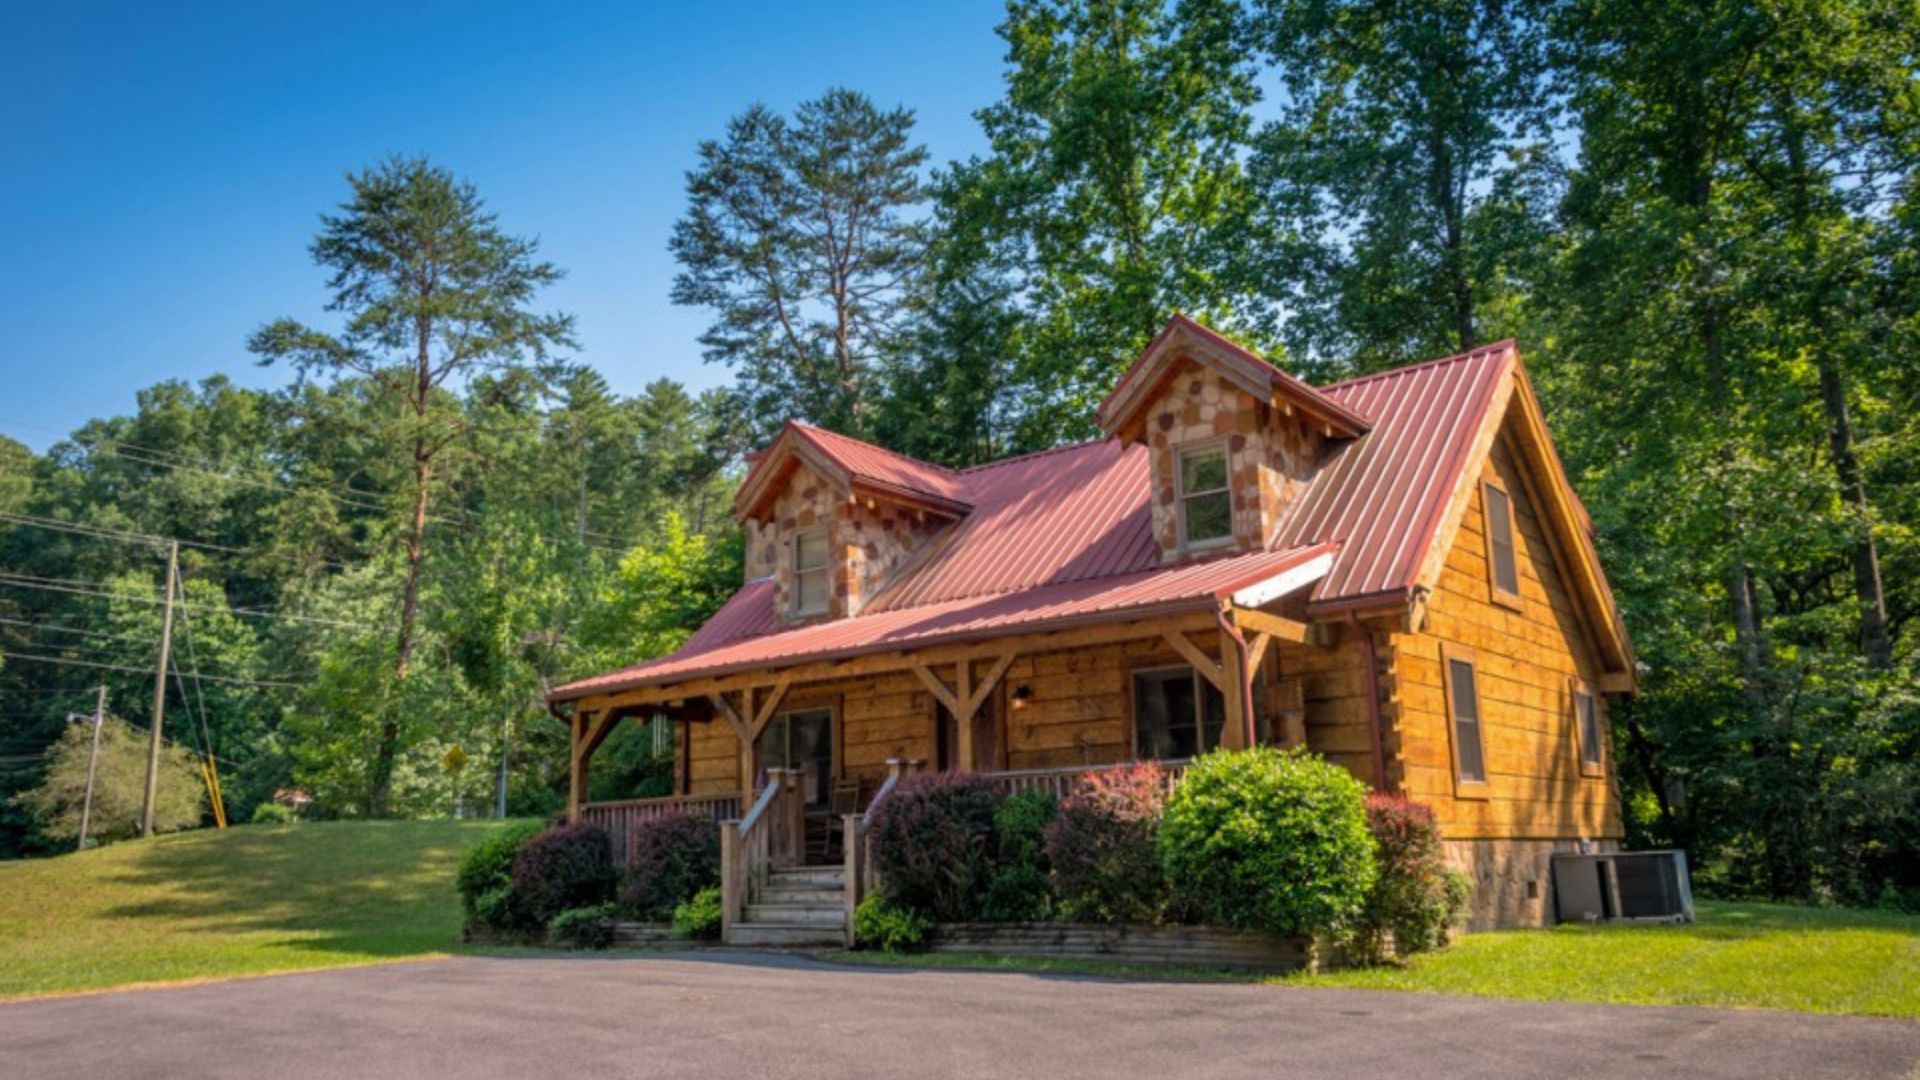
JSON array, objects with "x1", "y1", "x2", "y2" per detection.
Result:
[
  {"x1": 1442, "y1": 649, "x2": 1488, "y2": 789},
  {"x1": 1484, "y1": 481, "x2": 1521, "y2": 608},
  {"x1": 1176, "y1": 443, "x2": 1233, "y2": 548},
  {"x1": 1574, "y1": 684, "x2": 1604, "y2": 775},
  {"x1": 791, "y1": 528, "x2": 829, "y2": 615},
  {"x1": 759, "y1": 707, "x2": 833, "y2": 808},
  {"x1": 1132, "y1": 665, "x2": 1226, "y2": 760}
]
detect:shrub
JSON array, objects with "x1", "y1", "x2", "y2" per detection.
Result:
[
  {"x1": 250, "y1": 802, "x2": 297, "y2": 825},
  {"x1": 619, "y1": 814, "x2": 721, "y2": 920},
  {"x1": 854, "y1": 894, "x2": 933, "y2": 952},
  {"x1": 1044, "y1": 762, "x2": 1169, "y2": 923},
  {"x1": 549, "y1": 902, "x2": 620, "y2": 950},
  {"x1": 1161, "y1": 748, "x2": 1378, "y2": 936},
  {"x1": 456, "y1": 819, "x2": 544, "y2": 929},
  {"x1": 982, "y1": 790, "x2": 1057, "y2": 921},
  {"x1": 1353, "y1": 794, "x2": 1473, "y2": 962},
  {"x1": 868, "y1": 772, "x2": 1000, "y2": 922},
  {"x1": 510, "y1": 823, "x2": 618, "y2": 926},
  {"x1": 672, "y1": 886, "x2": 723, "y2": 941}
]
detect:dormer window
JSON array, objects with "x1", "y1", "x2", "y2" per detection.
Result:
[
  {"x1": 791, "y1": 528, "x2": 829, "y2": 616},
  {"x1": 1176, "y1": 443, "x2": 1233, "y2": 550}
]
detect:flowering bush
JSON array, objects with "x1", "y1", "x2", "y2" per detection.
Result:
[
  {"x1": 1161, "y1": 748, "x2": 1377, "y2": 936},
  {"x1": 1352, "y1": 794, "x2": 1472, "y2": 962},
  {"x1": 1044, "y1": 762, "x2": 1170, "y2": 923},
  {"x1": 619, "y1": 813, "x2": 721, "y2": 920},
  {"x1": 868, "y1": 772, "x2": 1000, "y2": 922},
  {"x1": 510, "y1": 823, "x2": 618, "y2": 926}
]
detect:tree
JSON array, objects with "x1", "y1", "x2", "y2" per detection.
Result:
[
  {"x1": 1248, "y1": 0, "x2": 1556, "y2": 376},
  {"x1": 948, "y1": 0, "x2": 1268, "y2": 446},
  {"x1": 250, "y1": 156, "x2": 574, "y2": 815},
  {"x1": 20, "y1": 717, "x2": 204, "y2": 845},
  {"x1": 671, "y1": 88, "x2": 928, "y2": 439}
]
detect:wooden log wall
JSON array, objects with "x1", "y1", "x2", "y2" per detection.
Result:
[{"x1": 1392, "y1": 428, "x2": 1624, "y2": 841}]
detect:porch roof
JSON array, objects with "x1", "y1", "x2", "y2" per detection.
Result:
[{"x1": 548, "y1": 542, "x2": 1335, "y2": 702}]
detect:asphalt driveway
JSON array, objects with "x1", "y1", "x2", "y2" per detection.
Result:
[{"x1": 2, "y1": 952, "x2": 1917, "y2": 1080}]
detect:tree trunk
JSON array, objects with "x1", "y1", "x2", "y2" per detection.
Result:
[
  {"x1": 1817, "y1": 361, "x2": 1893, "y2": 667},
  {"x1": 367, "y1": 325, "x2": 435, "y2": 818}
]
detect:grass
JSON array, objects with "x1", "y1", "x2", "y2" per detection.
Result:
[
  {"x1": 0, "y1": 819, "x2": 513, "y2": 1001},
  {"x1": 1295, "y1": 900, "x2": 1920, "y2": 1018},
  {"x1": 826, "y1": 901, "x2": 1920, "y2": 1019}
]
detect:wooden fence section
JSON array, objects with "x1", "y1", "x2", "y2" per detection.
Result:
[
  {"x1": 928, "y1": 922, "x2": 1344, "y2": 974},
  {"x1": 582, "y1": 793, "x2": 743, "y2": 868},
  {"x1": 976, "y1": 760, "x2": 1189, "y2": 801}
]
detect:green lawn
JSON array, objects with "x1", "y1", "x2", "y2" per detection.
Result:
[
  {"x1": 830, "y1": 902, "x2": 1920, "y2": 1019},
  {"x1": 1295, "y1": 900, "x2": 1920, "y2": 1018},
  {"x1": 0, "y1": 819, "x2": 510, "y2": 1000}
]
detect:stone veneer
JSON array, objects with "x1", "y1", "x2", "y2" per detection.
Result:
[
  {"x1": 1144, "y1": 361, "x2": 1326, "y2": 561},
  {"x1": 746, "y1": 462, "x2": 946, "y2": 623}
]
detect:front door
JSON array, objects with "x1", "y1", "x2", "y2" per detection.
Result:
[{"x1": 759, "y1": 708, "x2": 833, "y2": 809}]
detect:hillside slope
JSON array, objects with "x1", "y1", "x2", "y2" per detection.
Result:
[{"x1": 0, "y1": 820, "x2": 513, "y2": 1000}]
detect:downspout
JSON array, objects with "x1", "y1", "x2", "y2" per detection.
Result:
[
  {"x1": 1216, "y1": 606, "x2": 1258, "y2": 750},
  {"x1": 1349, "y1": 612, "x2": 1390, "y2": 792}
]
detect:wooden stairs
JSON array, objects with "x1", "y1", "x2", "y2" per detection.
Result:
[{"x1": 725, "y1": 864, "x2": 847, "y2": 948}]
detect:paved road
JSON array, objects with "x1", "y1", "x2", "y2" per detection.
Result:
[{"x1": 3, "y1": 952, "x2": 1917, "y2": 1080}]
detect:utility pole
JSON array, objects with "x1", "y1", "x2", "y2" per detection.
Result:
[
  {"x1": 74, "y1": 685, "x2": 106, "y2": 851},
  {"x1": 141, "y1": 540, "x2": 178, "y2": 839}
]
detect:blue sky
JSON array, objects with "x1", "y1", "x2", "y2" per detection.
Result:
[{"x1": 0, "y1": 1, "x2": 1006, "y2": 451}]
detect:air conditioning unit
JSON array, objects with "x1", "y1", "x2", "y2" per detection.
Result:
[{"x1": 1552, "y1": 850, "x2": 1693, "y2": 924}]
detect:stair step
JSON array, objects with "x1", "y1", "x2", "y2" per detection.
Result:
[
  {"x1": 743, "y1": 904, "x2": 845, "y2": 927},
  {"x1": 757, "y1": 886, "x2": 843, "y2": 906},
  {"x1": 767, "y1": 867, "x2": 844, "y2": 888},
  {"x1": 726, "y1": 923, "x2": 846, "y2": 948}
]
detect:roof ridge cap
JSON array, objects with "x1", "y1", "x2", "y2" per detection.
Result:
[{"x1": 1322, "y1": 340, "x2": 1517, "y2": 392}]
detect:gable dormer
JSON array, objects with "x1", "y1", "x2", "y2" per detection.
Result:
[
  {"x1": 1100, "y1": 316, "x2": 1370, "y2": 563},
  {"x1": 735, "y1": 422, "x2": 968, "y2": 623}
]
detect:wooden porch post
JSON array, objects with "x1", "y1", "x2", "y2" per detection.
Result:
[
  {"x1": 912, "y1": 655, "x2": 1014, "y2": 773},
  {"x1": 1218, "y1": 627, "x2": 1250, "y2": 751},
  {"x1": 566, "y1": 710, "x2": 585, "y2": 824}
]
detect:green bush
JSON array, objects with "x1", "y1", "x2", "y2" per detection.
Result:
[
  {"x1": 672, "y1": 886, "x2": 723, "y2": 941},
  {"x1": 982, "y1": 790, "x2": 1057, "y2": 921},
  {"x1": 853, "y1": 894, "x2": 933, "y2": 952},
  {"x1": 510, "y1": 823, "x2": 618, "y2": 926},
  {"x1": 549, "y1": 902, "x2": 620, "y2": 950},
  {"x1": 455, "y1": 819, "x2": 543, "y2": 929},
  {"x1": 250, "y1": 802, "x2": 297, "y2": 825},
  {"x1": 1044, "y1": 762, "x2": 1169, "y2": 923},
  {"x1": 1353, "y1": 794, "x2": 1473, "y2": 962},
  {"x1": 868, "y1": 772, "x2": 1001, "y2": 922},
  {"x1": 1161, "y1": 747, "x2": 1378, "y2": 936}
]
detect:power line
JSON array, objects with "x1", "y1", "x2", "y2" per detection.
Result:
[
  {"x1": 0, "y1": 572, "x2": 375, "y2": 630},
  {"x1": 0, "y1": 510, "x2": 353, "y2": 573},
  {"x1": 0, "y1": 651, "x2": 308, "y2": 690},
  {"x1": 0, "y1": 613, "x2": 160, "y2": 648}
]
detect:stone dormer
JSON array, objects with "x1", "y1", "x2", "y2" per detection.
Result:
[
  {"x1": 1099, "y1": 316, "x2": 1369, "y2": 562},
  {"x1": 735, "y1": 422, "x2": 968, "y2": 623}
]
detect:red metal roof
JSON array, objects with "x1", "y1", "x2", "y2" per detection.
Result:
[
  {"x1": 1278, "y1": 340, "x2": 1514, "y2": 606},
  {"x1": 551, "y1": 335, "x2": 1520, "y2": 702},
  {"x1": 551, "y1": 543, "x2": 1334, "y2": 698}
]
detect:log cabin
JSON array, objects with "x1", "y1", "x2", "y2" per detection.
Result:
[{"x1": 548, "y1": 315, "x2": 1636, "y2": 943}]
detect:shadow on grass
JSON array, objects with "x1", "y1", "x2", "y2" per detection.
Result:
[{"x1": 96, "y1": 820, "x2": 503, "y2": 960}]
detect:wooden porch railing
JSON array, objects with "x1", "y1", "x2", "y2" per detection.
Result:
[
  {"x1": 719, "y1": 769, "x2": 805, "y2": 937},
  {"x1": 581, "y1": 793, "x2": 743, "y2": 869},
  {"x1": 976, "y1": 760, "x2": 1190, "y2": 801}
]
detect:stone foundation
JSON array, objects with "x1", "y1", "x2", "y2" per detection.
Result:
[{"x1": 1443, "y1": 837, "x2": 1620, "y2": 931}]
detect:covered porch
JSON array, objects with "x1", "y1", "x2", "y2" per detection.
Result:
[{"x1": 552, "y1": 594, "x2": 1371, "y2": 944}]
